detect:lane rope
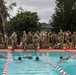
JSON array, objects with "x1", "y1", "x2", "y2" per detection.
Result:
[
  {"x1": 38, "y1": 50, "x2": 69, "y2": 75},
  {"x1": 66, "y1": 50, "x2": 76, "y2": 55},
  {"x1": 2, "y1": 50, "x2": 12, "y2": 75}
]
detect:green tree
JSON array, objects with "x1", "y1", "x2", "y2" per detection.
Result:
[
  {"x1": 0, "y1": 0, "x2": 16, "y2": 34},
  {"x1": 0, "y1": 0, "x2": 8, "y2": 34},
  {"x1": 50, "y1": 0, "x2": 76, "y2": 32},
  {"x1": 7, "y1": 11, "x2": 40, "y2": 35}
]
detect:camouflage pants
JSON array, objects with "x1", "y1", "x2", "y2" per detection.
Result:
[
  {"x1": 23, "y1": 41, "x2": 27, "y2": 49},
  {"x1": 34, "y1": 40, "x2": 38, "y2": 48},
  {"x1": 12, "y1": 41, "x2": 17, "y2": 50}
]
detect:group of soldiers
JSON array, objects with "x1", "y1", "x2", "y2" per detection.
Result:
[{"x1": 0, "y1": 29, "x2": 76, "y2": 49}]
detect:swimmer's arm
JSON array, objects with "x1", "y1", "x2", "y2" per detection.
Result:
[{"x1": 12, "y1": 57, "x2": 16, "y2": 61}]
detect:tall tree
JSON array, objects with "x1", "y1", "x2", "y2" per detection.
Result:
[
  {"x1": 0, "y1": 0, "x2": 16, "y2": 34},
  {"x1": 7, "y1": 11, "x2": 40, "y2": 35},
  {"x1": 50, "y1": 0, "x2": 76, "y2": 32},
  {"x1": 0, "y1": 0, "x2": 8, "y2": 34}
]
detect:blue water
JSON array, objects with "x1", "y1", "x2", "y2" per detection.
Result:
[
  {"x1": 6, "y1": 51, "x2": 76, "y2": 75},
  {"x1": 0, "y1": 52, "x2": 8, "y2": 75}
]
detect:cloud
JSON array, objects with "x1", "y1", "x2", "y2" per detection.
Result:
[{"x1": 5, "y1": 0, "x2": 56, "y2": 23}]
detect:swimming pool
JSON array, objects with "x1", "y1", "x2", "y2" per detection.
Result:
[
  {"x1": 5, "y1": 51, "x2": 76, "y2": 75},
  {"x1": 0, "y1": 52, "x2": 7, "y2": 75}
]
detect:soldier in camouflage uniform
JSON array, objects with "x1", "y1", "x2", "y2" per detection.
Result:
[
  {"x1": 22, "y1": 31, "x2": 27, "y2": 49},
  {"x1": 4, "y1": 34, "x2": 8, "y2": 48},
  {"x1": 39, "y1": 31, "x2": 43, "y2": 48},
  {"x1": 65, "y1": 32, "x2": 69, "y2": 48},
  {"x1": 58, "y1": 29, "x2": 64, "y2": 48},
  {"x1": 51, "y1": 32, "x2": 58, "y2": 48},
  {"x1": 0, "y1": 31, "x2": 3, "y2": 43},
  {"x1": 10, "y1": 32, "x2": 17, "y2": 50},
  {"x1": 71, "y1": 32, "x2": 76, "y2": 49},
  {"x1": 33, "y1": 33, "x2": 39, "y2": 49},
  {"x1": 48, "y1": 31, "x2": 52, "y2": 48},
  {"x1": 42, "y1": 31, "x2": 48, "y2": 48},
  {"x1": 26, "y1": 31, "x2": 33, "y2": 48}
]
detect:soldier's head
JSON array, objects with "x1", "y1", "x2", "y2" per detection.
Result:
[
  {"x1": 50, "y1": 31, "x2": 52, "y2": 34},
  {"x1": 73, "y1": 32, "x2": 75, "y2": 34},
  {"x1": 13, "y1": 32, "x2": 16, "y2": 35},
  {"x1": 34, "y1": 32, "x2": 37, "y2": 35},
  {"x1": 60, "y1": 29, "x2": 62, "y2": 32},
  {"x1": 23, "y1": 31, "x2": 26, "y2": 34},
  {"x1": 28, "y1": 31, "x2": 31, "y2": 35},
  {"x1": 53, "y1": 32, "x2": 55, "y2": 34}
]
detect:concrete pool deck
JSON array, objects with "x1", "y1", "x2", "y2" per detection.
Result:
[{"x1": 0, "y1": 48, "x2": 76, "y2": 52}]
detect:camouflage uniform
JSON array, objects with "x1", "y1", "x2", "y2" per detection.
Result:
[
  {"x1": 4, "y1": 34, "x2": 8, "y2": 48},
  {"x1": 42, "y1": 32, "x2": 48, "y2": 48},
  {"x1": 26, "y1": 32, "x2": 33, "y2": 48},
  {"x1": 51, "y1": 32, "x2": 58, "y2": 47},
  {"x1": 39, "y1": 32, "x2": 43, "y2": 48},
  {"x1": 0, "y1": 31, "x2": 3, "y2": 43},
  {"x1": 71, "y1": 32, "x2": 76, "y2": 49},
  {"x1": 22, "y1": 31, "x2": 27, "y2": 49},
  {"x1": 10, "y1": 32, "x2": 17, "y2": 49},
  {"x1": 65, "y1": 32, "x2": 69, "y2": 48},
  {"x1": 48, "y1": 32, "x2": 52, "y2": 47},
  {"x1": 58, "y1": 30, "x2": 64, "y2": 48},
  {"x1": 33, "y1": 33, "x2": 39, "y2": 49}
]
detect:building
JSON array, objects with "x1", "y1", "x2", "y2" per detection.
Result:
[{"x1": 40, "y1": 22, "x2": 53, "y2": 32}]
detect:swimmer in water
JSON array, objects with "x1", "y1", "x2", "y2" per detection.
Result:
[
  {"x1": 69, "y1": 55, "x2": 76, "y2": 59},
  {"x1": 18, "y1": 57, "x2": 22, "y2": 61},
  {"x1": 23, "y1": 54, "x2": 33, "y2": 59},
  {"x1": 0, "y1": 54, "x2": 7, "y2": 59},
  {"x1": 12, "y1": 56, "x2": 22, "y2": 62},
  {"x1": 35, "y1": 56, "x2": 40, "y2": 61},
  {"x1": 60, "y1": 56, "x2": 70, "y2": 62}
]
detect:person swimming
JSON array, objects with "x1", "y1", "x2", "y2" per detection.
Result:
[
  {"x1": 35, "y1": 56, "x2": 40, "y2": 61},
  {"x1": 12, "y1": 56, "x2": 22, "y2": 62},
  {"x1": 23, "y1": 54, "x2": 33, "y2": 59},
  {"x1": 68, "y1": 55, "x2": 76, "y2": 59},
  {"x1": 0, "y1": 54, "x2": 7, "y2": 58},
  {"x1": 60, "y1": 56, "x2": 70, "y2": 61},
  {"x1": 18, "y1": 57, "x2": 21, "y2": 60}
]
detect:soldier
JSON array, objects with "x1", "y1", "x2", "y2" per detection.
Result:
[
  {"x1": 65, "y1": 32, "x2": 69, "y2": 48},
  {"x1": 48, "y1": 31, "x2": 52, "y2": 48},
  {"x1": 42, "y1": 31, "x2": 48, "y2": 48},
  {"x1": 4, "y1": 34, "x2": 8, "y2": 48},
  {"x1": 33, "y1": 33, "x2": 39, "y2": 49},
  {"x1": 39, "y1": 31, "x2": 43, "y2": 48},
  {"x1": 22, "y1": 31, "x2": 27, "y2": 49},
  {"x1": 10, "y1": 32, "x2": 17, "y2": 50},
  {"x1": 17, "y1": 31, "x2": 21, "y2": 45},
  {"x1": 26, "y1": 31, "x2": 33, "y2": 48},
  {"x1": 69, "y1": 32, "x2": 72, "y2": 48},
  {"x1": 51, "y1": 32, "x2": 58, "y2": 47},
  {"x1": 71, "y1": 32, "x2": 76, "y2": 49},
  {"x1": 0, "y1": 31, "x2": 3, "y2": 43},
  {"x1": 58, "y1": 29, "x2": 64, "y2": 48}
]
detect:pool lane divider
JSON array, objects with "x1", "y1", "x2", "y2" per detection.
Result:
[
  {"x1": 38, "y1": 50, "x2": 69, "y2": 75},
  {"x1": 2, "y1": 50, "x2": 12, "y2": 75},
  {"x1": 66, "y1": 49, "x2": 76, "y2": 55}
]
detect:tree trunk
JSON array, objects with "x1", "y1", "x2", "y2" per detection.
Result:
[{"x1": 0, "y1": 13, "x2": 7, "y2": 35}]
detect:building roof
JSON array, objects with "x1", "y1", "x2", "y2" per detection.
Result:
[{"x1": 41, "y1": 23, "x2": 53, "y2": 29}]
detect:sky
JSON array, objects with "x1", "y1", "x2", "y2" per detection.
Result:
[{"x1": 5, "y1": 0, "x2": 56, "y2": 23}]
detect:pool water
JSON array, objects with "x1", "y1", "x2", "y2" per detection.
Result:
[
  {"x1": 0, "y1": 52, "x2": 7, "y2": 75},
  {"x1": 6, "y1": 51, "x2": 76, "y2": 75}
]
